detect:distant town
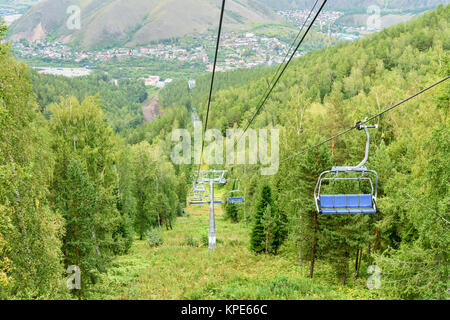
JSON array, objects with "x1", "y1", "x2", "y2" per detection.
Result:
[
  {"x1": 11, "y1": 31, "x2": 306, "y2": 75},
  {"x1": 1, "y1": 7, "x2": 386, "y2": 83},
  {"x1": 279, "y1": 9, "x2": 370, "y2": 40},
  {"x1": 279, "y1": 9, "x2": 344, "y2": 30}
]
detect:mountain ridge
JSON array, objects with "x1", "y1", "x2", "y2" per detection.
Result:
[{"x1": 8, "y1": 0, "x2": 282, "y2": 49}]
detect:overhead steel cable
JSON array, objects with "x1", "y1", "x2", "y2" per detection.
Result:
[
  {"x1": 236, "y1": 0, "x2": 328, "y2": 145},
  {"x1": 254, "y1": 0, "x2": 321, "y2": 114},
  {"x1": 360, "y1": 75, "x2": 450, "y2": 124},
  {"x1": 281, "y1": 75, "x2": 450, "y2": 164},
  {"x1": 198, "y1": 0, "x2": 227, "y2": 174}
]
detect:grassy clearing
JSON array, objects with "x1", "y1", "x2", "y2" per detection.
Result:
[{"x1": 90, "y1": 204, "x2": 383, "y2": 300}]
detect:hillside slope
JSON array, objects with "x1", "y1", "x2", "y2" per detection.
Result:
[
  {"x1": 9, "y1": 0, "x2": 281, "y2": 49},
  {"x1": 90, "y1": 204, "x2": 378, "y2": 299}
]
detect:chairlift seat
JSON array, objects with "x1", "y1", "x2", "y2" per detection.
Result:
[
  {"x1": 228, "y1": 197, "x2": 244, "y2": 204},
  {"x1": 319, "y1": 194, "x2": 376, "y2": 214}
]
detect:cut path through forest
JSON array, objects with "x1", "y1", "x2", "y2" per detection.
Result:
[{"x1": 90, "y1": 203, "x2": 384, "y2": 300}]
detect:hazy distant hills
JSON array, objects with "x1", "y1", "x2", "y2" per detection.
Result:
[
  {"x1": 9, "y1": 0, "x2": 281, "y2": 49},
  {"x1": 258, "y1": 0, "x2": 450, "y2": 11}
]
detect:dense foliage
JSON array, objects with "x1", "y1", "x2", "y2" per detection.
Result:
[
  {"x1": 0, "y1": 20, "x2": 184, "y2": 298},
  {"x1": 158, "y1": 6, "x2": 450, "y2": 299},
  {"x1": 0, "y1": 22, "x2": 66, "y2": 298},
  {"x1": 0, "y1": 5, "x2": 449, "y2": 300},
  {"x1": 31, "y1": 73, "x2": 148, "y2": 133}
]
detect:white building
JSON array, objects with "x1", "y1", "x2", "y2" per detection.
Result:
[
  {"x1": 35, "y1": 67, "x2": 91, "y2": 77},
  {"x1": 188, "y1": 80, "x2": 196, "y2": 89},
  {"x1": 143, "y1": 76, "x2": 160, "y2": 86}
]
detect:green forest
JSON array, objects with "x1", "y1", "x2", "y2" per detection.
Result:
[{"x1": 0, "y1": 5, "x2": 449, "y2": 300}]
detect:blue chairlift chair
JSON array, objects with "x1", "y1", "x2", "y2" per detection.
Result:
[
  {"x1": 227, "y1": 179, "x2": 244, "y2": 204},
  {"x1": 314, "y1": 124, "x2": 379, "y2": 214},
  {"x1": 228, "y1": 192, "x2": 244, "y2": 204}
]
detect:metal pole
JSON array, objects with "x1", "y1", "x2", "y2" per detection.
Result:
[
  {"x1": 244, "y1": 187, "x2": 247, "y2": 227},
  {"x1": 356, "y1": 127, "x2": 370, "y2": 168},
  {"x1": 208, "y1": 179, "x2": 216, "y2": 250}
]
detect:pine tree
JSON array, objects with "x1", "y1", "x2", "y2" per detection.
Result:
[
  {"x1": 250, "y1": 184, "x2": 287, "y2": 254},
  {"x1": 261, "y1": 204, "x2": 275, "y2": 254},
  {"x1": 269, "y1": 206, "x2": 288, "y2": 255},
  {"x1": 56, "y1": 158, "x2": 100, "y2": 295},
  {"x1": 250, "y1": 184, "x2": 273, "y2": 254},
  {"x1": 225, "y1": 179, "x2": 243, "y2": 223},
  {"x1": 319, "y1": 213, "x2": 370, "y2": 285},
  {"x1": 293, "y1": 140, "x2": 333, "y2": 277},
  {"x1": 48, "y1": 96, "x2": 125, "y2": 265}
]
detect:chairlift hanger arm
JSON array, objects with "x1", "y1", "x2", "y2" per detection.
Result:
[{"x1": 333, "y1": 122, "x2": 378, "y2": 171}]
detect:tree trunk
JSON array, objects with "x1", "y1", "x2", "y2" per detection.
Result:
[
  {"x1": 73, "y1": 199, "x2": 79, "y2": 267},
  {"x1": 298, "y1": 240, "x2": 303, "y2": 266},
  {"x1": 342, "y1": 271, "x2": 347, "y2": 286},
  {"x1": 374, "y1": 228, "x2": 380, "y2": 253},
  {"x1": 265, "y1": 231, "x2": 269, "y2": 255},
  {"x1": 156, "y1": 178, "x2": 161, "y2": 228},
  {"x1": 10, "y1": 157, "x2": 32, "y2": 265},
  {"x1": 73, "y1": 199, "x2": 81, "y2": 300},
  {"x1": 356, "y1": 248, "x2": 363, "y2": 278},
  {"x1": 310, "y1": 242, "x2": 316, "y2": 278},
  {"x1": 331, "y1": 107, "x2": 336, "y2": 156},
  {"x1": 355, "y1": 248, "x2": 360, "y2": 271},
  {"x1": 139, "y1": 186, "x2": 143, "y2": 240},
  {"x1": 310, "y1": 212, "x2": 318, "y2": 278}
]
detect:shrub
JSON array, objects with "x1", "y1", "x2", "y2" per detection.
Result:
[
  {"x1": 228, "y1": 239, "x2": 242, "y2": 247},
  {"x1": 183, "y1": 235, "x2": 198, "y2": 247},
  {"x1": 225, "y1": 203, "x2": 239, "y2": 222},
  {"x1": 145, "y1": 228, "x2": 164, "y2": 248},
  {"x1": 200, "y1": 233, "x2": 209, "y2": 247}
]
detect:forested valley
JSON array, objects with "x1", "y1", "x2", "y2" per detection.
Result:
[{"x1": 0, "y1": 5, "x2": 448, "y2": 300}]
